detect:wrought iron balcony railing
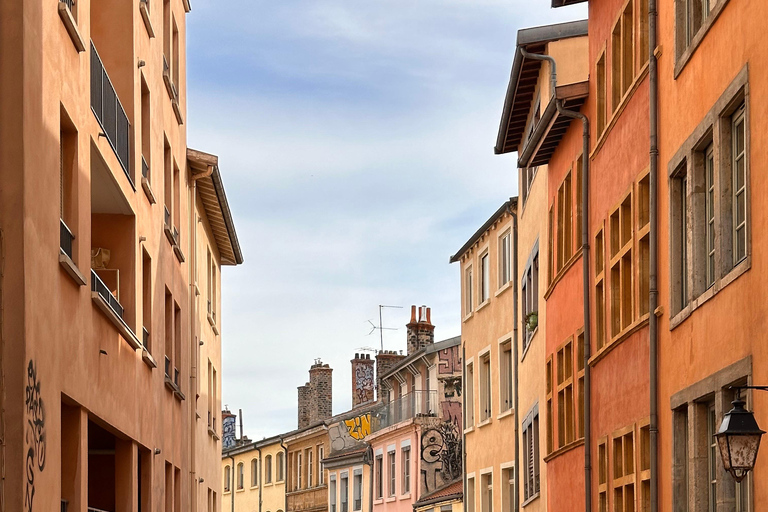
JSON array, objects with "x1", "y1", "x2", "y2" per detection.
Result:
[
  {"x1": 91, "y1": 269, "x2": 124, "y2": 318},
  {"x1": 60, "y1": 0, "x2": 74, "y2": 12},
  {"x1": 165, "y1": 355, "x2": 171, "y2": 379},
  {"x1": 90, "y1": 41, "x2": 131, "y2": 184},
  {"x1": 371, "y1": 390, "x2": 437, "y2": 432},
  {"x1": 60, "y1": 219, "x2": 75, "y2": 260}
]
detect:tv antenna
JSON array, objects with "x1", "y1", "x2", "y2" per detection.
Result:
[{"x1": 367, "y1": 305, "x2": 403, "y2": 351}]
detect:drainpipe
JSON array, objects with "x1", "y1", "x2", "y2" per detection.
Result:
[
  {"x1": 256, "y1": 444, "x2": 263, "y2": 512},
  {"x1": 648, "y1": 0, "x2": 660, "y2": 510},
  {"x1": 365, "y1": 445, "x2": 374, "y2": 512},
  {"x1": 229, "y1": 453, "x2": 236, "y2": 512},
  {"x1": 508, "y1": 204, "x2": 519, "y2": 512},
  {"x1": 280, "y1": 437, "x2": 289, "y2": 512},
  {"x1": 462, "y1": 344, "x2": 467, "y2": 512},
  {"x1": 519, "y1": 48, "x2": 592, "y2": 512}
]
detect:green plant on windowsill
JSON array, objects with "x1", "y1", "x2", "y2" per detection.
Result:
[{"x1": 525, "y1": 311, "x2": 538, "y2": 332}]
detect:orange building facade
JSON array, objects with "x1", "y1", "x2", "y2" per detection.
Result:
[{"x1": 0, "y1": 1, "x2": 243, "y2": 512}]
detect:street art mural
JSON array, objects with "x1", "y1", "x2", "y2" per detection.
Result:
[
  {"x1": 354, "y1": 364, "x2": 375, "y2": 404},
  {"x1": 420, "y1": 419, "x2": 462, "y2": 494},
  {"x1": 329, "y1": 413, "x2": 372, "y2": 452},
  {"x1": 222, "y1": 414, "x2": 237, "y2": 450},
  {"x1": 25, "y1": 360, "x2": 46, "y2": 512},
  {"x1": 440, "y1": 401, "x2": 462, "y2": 429},
  {"x1": 437, "y1": 346, "x2": 461, "y2": 375}
]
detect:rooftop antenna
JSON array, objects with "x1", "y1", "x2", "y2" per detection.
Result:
[{"x1": 367, "y1": 305, "x2": 403, "y2": 351}]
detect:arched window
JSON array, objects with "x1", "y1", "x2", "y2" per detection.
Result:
[
  {"x1": 251, "y1": 458, "x2": 259, "y2": 487},
  {"x1": 277, "y1": 452, "x2": 285, "y2": 482},
  {"x1": 237, "y1": 462, "x2": 244, "y2": 490},
  {"x1": 224, "y1": 465, "x2": 231, "y2": 492},
  {"x1": 265, "y1": 455, "x2": 273, "y2": 484}
]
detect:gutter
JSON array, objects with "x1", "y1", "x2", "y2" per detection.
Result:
[
  {"x1": 519, "y1": 48, "x2": 592, "y2": 512},
  {"x1": 280, "y1": 437, "x2": 289, "y2": 512}
]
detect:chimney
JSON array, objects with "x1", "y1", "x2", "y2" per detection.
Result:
[
  {"x1": 222, "y1": 409, "x2": 237, "y2": 449},
  {"x1": 297, "y1": 383, "x2": 311, "y2": 429},
  {"x1": 309, "y1": 360, "x2": 333, "y2": 424},
  {"x1": 406, "y1": 305, "x2": 435, "y2": 355},
  {"x1": 375, "y1": 350, "x2": 406, "y2": 402},
  {"x1": 351, "y1": 353, "x2": 375, "y2": 408}
]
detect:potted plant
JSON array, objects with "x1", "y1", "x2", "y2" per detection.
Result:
[{"x1": 525, "y1": 311, "x2": 538, "y2": 332}]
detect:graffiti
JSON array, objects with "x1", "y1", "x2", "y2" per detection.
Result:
[
  {"x1": 420, "y1": 421, "x2": 461, "y2": 493},
  {"x1": 354, "y1": 364, "x2": 374, "y2": 404},
  {"x1": 329, "y1": 413, "x2": 371, "y2": 452},
  {"x1": 345, "y1": 414, "x2": 371, "y2": 440},
  {"x1": 437, "y1": 346, "x2": 461, "y2": 375},
  {"x1": 222, "y1": 414, "x2": 237, "y2": 449},
  {"x1": 24, "y1": 360, "x2": 46, "y2": 512},
  {"x1": 440, "y1": 401, "x2": 462, "y2": 429},
  {"x1": 441, "y1": 376, "x2": 462, "y2": 399}
]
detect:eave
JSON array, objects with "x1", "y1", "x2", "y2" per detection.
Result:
[{"x1": 552, "y1": 0, "x2": 587, "y2": 7}]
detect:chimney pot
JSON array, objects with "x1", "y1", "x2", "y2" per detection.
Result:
[{"x1": 410, "y1": 305, "x2": 417, "y2": 324}]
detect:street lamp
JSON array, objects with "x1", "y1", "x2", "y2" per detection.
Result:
[{"x1": 715, "y1": 389, "x2": 767, "y2": 483}]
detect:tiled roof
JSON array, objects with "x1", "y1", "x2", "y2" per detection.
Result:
[{"x1": 416, "y1": 479, "x2": 463, "y2": 504}]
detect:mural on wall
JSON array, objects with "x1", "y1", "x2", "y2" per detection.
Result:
[
  {"x1": 329, "y1": 413, "x2": 371, "y2": 452},
  {"x1": 437, "y1": 346, "x2": 461, "y2": 375},
  {"x1": 222, "y1": 414, "x2": 237, "y2": 449},
  {"x1": 420, "y1": 419, "x2": 461, "y2": 494},
  {"x1": 25, "y1": 360, "x2": 46, "y2": 512},
  {"x1": 440, "y1": 376, "x2": 462, "y2": 399},
  {"x1": 440, "y1": 401, "x2": 462, "y2": 429},
  {"x1": 354, "y1": 364, "x2": 375, "y2": 404}
]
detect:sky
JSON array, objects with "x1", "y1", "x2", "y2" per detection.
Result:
[{"x1": 185, "y1": 0, "x2": 587, "y2": 441}]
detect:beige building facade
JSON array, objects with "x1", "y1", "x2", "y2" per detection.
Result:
[
  {"x1": 0, "y1": 1, "x2": 243, "y2": 512},
  {"x1": 223, "y1": 436, "x2": 287, "y2": 512}
]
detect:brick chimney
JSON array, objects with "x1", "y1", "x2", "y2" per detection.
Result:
[
  {"x1": 297, "y1": 383, "x2": 312, "y2": 429},
  {"x1": 351, "y1": 353, "x2": 375, "y2": 408},
  {"x1": 375, "y1": 350, "x2": 406, "y2": 402},
  {"x1": 222, "y1": 409, "x2": 237, "y2": 449},
  {"x1": 406, "y1": 305, "x2": 435, "y2": 355},
  {"x1": 308, "y1": 360, "x2": 333, "y2": 424}
]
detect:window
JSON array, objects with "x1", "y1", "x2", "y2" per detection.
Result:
[
  {"x1": 481, "y1": 472, "x2": 493, "y2": 512},
  {"x1": 522, "y1": 245, "x2": 540, "y2": 351},
  {"x1": 548, "y1": 206, "x2": 554, "y2": 284},
  {"x1": 330, "y1": 475, "x2": 337, "y2": 512},
  {"x1": 308, "y1": 449, "x2": 314, "y2": 487},
  {"x1": 277, "y1": 452, "x2": 284, "y2": 482},
  {"x1": 60, "y1": 108, "x2": 78, "y2": 263},
  {"x1": 479, "y1": 352, "x2": 492, "y2": 422},
  {"x1": 353, "y1": 470, "x2": 363, "y2": 510},
  {"x1": 388, "y1": 450, "x2": 396, "y2": 496},
  {"x1": 595, "y1": 227, "x2": 606, "y2": 351},
  {"x1": 319, "y1": 446, "x2": 325, "y2": 485},
  {"x1": 575, "y1": 157, "x2": 583, "y2": 248},
  {"x1": 164, "y1": 139, "x2": 172, "y2": 223},
  {"x1": 140, "y1": 75, "x2": 151, "y2": 184},
  {"x1": 166, "y1": 462, "x2": 173, "y2": 512},
  {"x1": 500, "y1": 340, "x2": 513, "y2": 413},
  {"x1": 237, "y1": 463, "x2": 244, "y2": 490},
  {"x1": 611, "y1": 428, "x2": 635, "y2": 511},
  {"x1": 467, "y1": 477, "x2": 476, "y2": 512},
  {"x1": 297, "y1": 452, "x2": 303, "y2": 490},
  {"x1": 224, "y1": 465, "x2": 231, "y2": 493},
  {"x1": 480, "y1": 252, "x2": 490, "y2": 303},
  {"x1": 704, "y1": 144, "x2": 716, "y2": 288},
  {"x1": 142, "y1": 249, "x2": 152, "y2": 351},
  {"x1": 165, "y1": 288, "x2": 173, "y2": 377},
  {"x1": 598, "y1": 439, "x2": 608, "y2": 512},
  {"x1": 556, "y1": 172, "x2": 573, "y2": 271},
  {"x1": 731, "y1": 104, "x2": 747, "y2": 264},
  {"x1": 673, "y1": 163, "x2": 689, "y2": 312},
  {"x1": 676, "y1": 0, "x2": 713, "y2": 57},
  {"x1": 375, "y1": 455, "x2": 383, "y2": 499},
  {"x1": 596, "y1": 51, "x2": 607, "y2": 136},
  {"x1": 637, "y1": 173, "x2": 651, "y2": 316},
  {"x1": 522, "y1": 407, "x2": 540, "y2": 502},
  {"x1": 402, "y1": 446, "x2": 411, "y2": 494},
  {"x1": 174, "y1": 301, "x2": 181, "y2": 389},
  {"x1": 611, "y1": 1, "x2": 634, "y2": 110},
  {"x1": 576, "y1": 332, "x2": 586, "y2": 439},
  {"x1": 556, "y1": 339, "x2": 575, "y2": 447},
  {"x1": 465, "y1": 265, "x2": 474, "y2": 315},
  {"x1": 340, "y1": 473, "x2": 349, "y2": 512},
  {"x1": 639, "y1": 423, "x2": 651, "y2": 511},
  {"x1": 521, "y1": 167, "x2": 539, "y2": 206},
  {"x1": 466, "y1": 362, "x2": 475, "y2": 428},
  {"x1": 265, "y1": 455, "x2": 272, "y2": 484},
  {"x1": 609, "y1": 192, "x2": 634, "y2": 337},
  {"x1": 499, "y1": 231, "x2": 512, "y2": 287},
  {"x1": 546, "y1": 357, "x2": 554, "y2": 455},
  {"x1": 501, "y1": 467, "x2": 514, "y2": 512},
  {"x1": 251, "y1": 459, "x2": 258, "y2": 487}
]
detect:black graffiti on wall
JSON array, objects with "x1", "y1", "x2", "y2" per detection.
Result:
[
  {"x1": 420, "y1": 421, "x2": 462, "y2": 493},
  {"x1": 25, "y1": 360, "x2": 46, "y2": 511}
]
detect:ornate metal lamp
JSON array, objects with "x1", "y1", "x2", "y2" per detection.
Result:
[{"x1": 715, "y1": 394, "x2": 766, "y2": 483}]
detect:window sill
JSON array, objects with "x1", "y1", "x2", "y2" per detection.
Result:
[
  {"x1": 264, "y1": 482, "x2": 273, "y2": 487},
  {"x1": 590, "y1": 63, "x2": 650, "y2": 160},
  {"x1": 236, "y1": 489, "x2": 245, "y2": 493},
  {"x1": 208, "y1": 313, "x2": 220, "y2": 335},
  {"x1": 193, "y1": 282, "x2": 201, "y2": 296},
  {"x1": 139, "y1": 1, "x2": 155, "y2": 38},
  {"x1": 543, "y1": 437, "x2": 584, "y2": 463},
  {"x1": 173, "y1": 98, "x2": 184, "y2": 125},
  {"x1": 399, "y1": 494, "x2": 411, "y2": 500},
  {"x1": 385, "y1": 497, "x2": 397, "y2": 503},
  {"x1": 476, "y1": 299, "x2": 491, "y2": 313},
  {"x1": 589, "y1": 314, "x2": 649, "y2": 367},
  {"x1": 223, "y1": 491, "x2": 231, "y2": 496},
  {"x1": 674, "y1": 0, "x2": 730, "y2": 79},
  {"x1": 462, "y1": 311, "x2": 474, "y2": 323},
  {"x1": 497, "y1": 409, "x2": 514, "y2": 421},
  {"x1": 463, "y1": 426, "x2": 475, "y2": 435},
  {"x1": 58, "y1": 3, "x2": 86, "y2": 53},
  {"x1": 208, "y1": 427, "x2": 220, "y2": 440},
  {"x1": 91, "y1": 291, "x2": 142, "y2": 350},
  {"x1": 164, "y1": 223, "x2": 176, "y2": 246},
  {"x1": 670, "y1": 255, "x2": 750, "y2": 330},
  {"x1": 173, "y1": 243, "x2": 185, "y2": 263},
  {"x1": 476, "y1": 418, "x2": 492, "y2": 429},
  {"x1": 59, "y1": 250, "x2": 87, "y2": 286},
  {"x1": 521, "y1": 492, "x2": 540, "y2": 508},
  {"x1": 520, "y1": 329, "x2": 538, "y2": 363},
  {"x1": 495, "y1": 281, "x2": 512, "y2": 298},
  {"x1": 142, "y1": 348, "x2": 157, "y2": 369},
  {"x1": 141, "y1": 177, "x2": 157, "y2": 204}
]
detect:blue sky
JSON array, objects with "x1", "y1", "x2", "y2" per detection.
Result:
[{"x1": 186, "y1": 0, "x2": 586, "y2": 440}]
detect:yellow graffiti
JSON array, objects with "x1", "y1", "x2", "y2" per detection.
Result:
[{"x1": 344, "y1": 414, "x2": 371, "y2": 440}]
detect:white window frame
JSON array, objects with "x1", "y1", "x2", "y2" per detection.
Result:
[
  {"x1": 499, "y1": 230, "x2": 512, "y2": 288},
  {"x1": 480, "y1": 251, "x2": 490, "y2": 304}
]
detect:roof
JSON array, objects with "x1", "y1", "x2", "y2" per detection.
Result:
[
  {"x1": 188, "y1": 149, "x2": 244, "y2": 265},
  {"x1": 552, "y1": 0, "x2": 587, "y2": 7},
  {"x1": 414, "y1": 479, "x2": 463, "y2": 508},
  {"x1": 494, "y1": 20, "x2": 588, "y2": 155},
  {"x1": 449, "y1": 199, "x2": 516, "y2": 264},
  {"x1": 381, "y1": 335, "x2": 462, "y2": 382},
  {"x1": 221, "y1": 434, "x2": 284, "y2": 457}
]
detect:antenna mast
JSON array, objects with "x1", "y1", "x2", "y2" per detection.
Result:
[{"x1": 367, "y1": 305, "x2": 402, "y2": 351}]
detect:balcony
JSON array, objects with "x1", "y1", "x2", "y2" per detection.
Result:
[
  {"x1": 371, "y1": 390, "x2": 437, "y2": 432},
  {"x1": 60, "y1": 219, "x2": 75, "y2": 260},
  {"x1": 91, "y1": 41, "x2": 131, "y2": 185},
  {"x1": 59, "y1": 219, "x2": 86, "y2": 285},
  {"x1": 91, "y1": 269, "x2": 140, "y2": 349},
  {"x1": 140, "y1": 157, "x2": 156, "y2": 203},
  {"x1": 163, "y1": 206, "x2": 176, "y2": 245}
]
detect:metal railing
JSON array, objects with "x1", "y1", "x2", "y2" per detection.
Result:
[
  {"x1": 60, "y1": 219, "x2": 75, "y2": 260},
  {"x1": 172, "y1": 226, "x2": 179, "y2": 244},
  {"x1": 163, "y1": 55, "x2": 170, "y2": 79},
  {"x1": 174, "y1": 367, "x2": 179, "y2": 387},
  {"x1": 88, "y1": 508, "x2": 112, "y2": 512},
  {"x1": 371, "y1": 390, "x2": 437, "y2": 432},
  {"x1": 90, "y1": 41, "x2": 131, "y2": 183},
  {"x1": 61, "y1": 499, "x2": 68, "y2": 512},
  {"x1": 141, "y1": 156, "x2": 149, "y2": 180},
  {"x1": 165, "y1": 356, "x2": 171, "y2": 379},
  {"x1": 143, "y1": 327, "x2": 150, "y2": 348},
  {"x1": 164, "y1": 206, "x2": 171, "y2": 227},
  {"x1": 91, "y1": 269, "x2": 124, "y2": 318},
  {"x1": 60, "y1": 0, "x2": 74, "y2": 12}
]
